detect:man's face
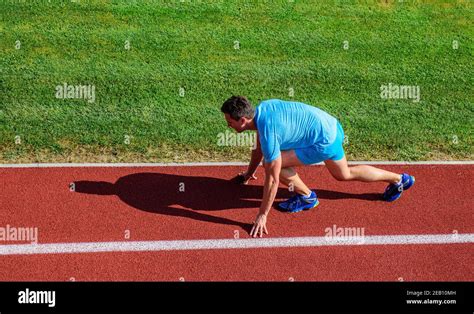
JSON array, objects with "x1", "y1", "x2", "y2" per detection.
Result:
[{"x1": 224, "y1": 114, "x2": 245, "y2": 133}]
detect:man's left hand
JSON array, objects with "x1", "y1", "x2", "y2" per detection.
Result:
[{"x1": 250, "y1": 213, "x2": 269, "y2": 238}]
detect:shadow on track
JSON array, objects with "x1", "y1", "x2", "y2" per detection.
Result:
[
  {"x1": 73, "y1": 172, "x2": 283, "y2": 231},
  {"x1": 74, "y1": 172, "x2": 381, "y2": 230},
  {"x1": 316, "y1": 189, "x2": 381, "y2": 202}
]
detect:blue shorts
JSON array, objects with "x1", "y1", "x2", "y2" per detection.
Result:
[{"x1": 294, "y1": 122, "x2": 345, "y2": 165}]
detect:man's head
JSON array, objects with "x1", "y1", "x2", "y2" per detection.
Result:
[{"x1": 221, "y1": 95, "x2": 255, "y2": 133}]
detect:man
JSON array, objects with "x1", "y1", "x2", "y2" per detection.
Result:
[{"x1": 221, "y1": 96, "x2": 415, "y2": 238}]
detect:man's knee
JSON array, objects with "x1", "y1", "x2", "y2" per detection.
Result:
[
  {"x1": 279, "y1": 167, "x2": 296, "y2": 185},
  {"x1": 280, "y1": 167, "x2": 296, "y2": 178},
  {"x1": 331, "y1": 169, "x2": 353, "y2": 181}
]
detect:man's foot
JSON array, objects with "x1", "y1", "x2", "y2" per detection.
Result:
[
  {"x1": 382, "y1": 173, "x2": 415, "y2": 202},
  {"x1": 278, "y1": 191, "x2": 319, "y2": 213},
  {"x1": 278, "y1": 194, "x2": 300, "y2": 210}
]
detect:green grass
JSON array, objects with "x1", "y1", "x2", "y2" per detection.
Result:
[{"x1": 0, "y1": 0, "x2": 472, "y2": 162}]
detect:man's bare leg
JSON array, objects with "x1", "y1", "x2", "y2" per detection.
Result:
[
  {"x1": 279, "y1": 167, "x2": 311, "y2": 196},
  {"x1": 324, "y1": 156, "x2": 401, "y2": 184},
  {"x1": 279, "y1": 150, "x2": 311, "y2": 195}
]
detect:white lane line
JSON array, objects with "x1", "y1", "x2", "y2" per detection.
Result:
[
  {"x1": 1, "y1": 234, "x2": 473, "y2": 256},
  {"x1": 0, "y1": 161, "x2": 473, "y2": 168}
]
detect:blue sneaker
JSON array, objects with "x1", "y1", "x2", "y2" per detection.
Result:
[
  {"x1": 278, "y1": 191, "x2": 319, "y2": 213},
  {"x1": 278, "y1": 194, "x2": 300, "y2": 210},
  {"x1": 383, "y1": 173, "x2": 415, "y2": 202}
]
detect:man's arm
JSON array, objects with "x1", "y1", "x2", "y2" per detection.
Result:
[
  {"x1": 246, "y1": 132, "x2": 262, "y2": 176},
  {"x1": 250, "y1": 155, "x2": 281, "y2": 238},
  {"x1": 240, "y1": 132, "x2": 262, "y2": 184}
]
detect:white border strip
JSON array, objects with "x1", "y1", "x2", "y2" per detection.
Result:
[
  {"x1": 0, "y1": 161, "x2": 473, "y2": 168},
  {"x1": 1, "y1": 234, "x2": 473, "y2": 256}
]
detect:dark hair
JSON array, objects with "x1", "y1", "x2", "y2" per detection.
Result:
[{"x1": 221, "y1": 95, "x2": 255, "y2": 121}]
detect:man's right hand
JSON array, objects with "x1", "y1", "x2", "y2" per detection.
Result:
[{"x1": 237, "y1": 171, "x2": 257, "y2": 185}]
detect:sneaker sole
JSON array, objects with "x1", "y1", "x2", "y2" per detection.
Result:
[
  {"x1": 385, "y1": 176, "x2": 415, "y2": 203},
  {"x1": 386, "y1": 192, "x2": 402, "y2": 202},
  {"x1": 403, "y1": 176, "x2": 415, "y2": 190},
  {"x1": 384, "y1": 176, "x2": 415, "y2": 202}
]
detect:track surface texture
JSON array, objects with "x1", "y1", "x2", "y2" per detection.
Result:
[{"x1": 1, "y1": 164, "x2": 472, "y2": 281}]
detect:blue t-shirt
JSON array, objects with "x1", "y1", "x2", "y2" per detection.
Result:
[{"x1": 254, "y1": 99, "x2": 339, "y2": 162}]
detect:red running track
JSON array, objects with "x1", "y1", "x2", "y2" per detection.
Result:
[{"x1": 0, "y1": 164, "x2": 473, "y2": 281}]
